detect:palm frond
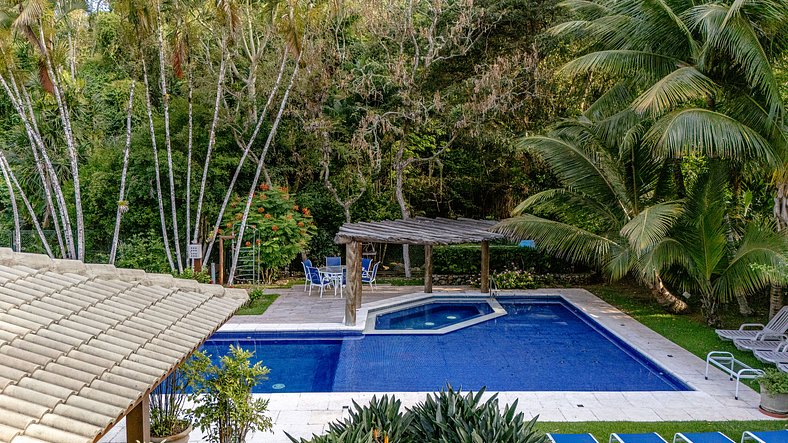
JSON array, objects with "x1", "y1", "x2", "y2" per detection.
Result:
[
  {"x1": 620, "y1": 201, "x2": 683, "y2": 254},
  {"x1": 635, "y1": 237, "x2": 690, "y2": 284},
  {"x1": 584, "y1": 82, "x2": 634, "y2": 121},
  {"x1": 715, "y1": 222, "x2": 788, "y2": 302},
  {"x1": 557, "y1": 0, "x2": 613, "y2": 19},
  {"x1": 631, "y1": 67, "x2": 718, "y2": 118},
  {"x1": 513, "y1": 188, "x2": 622, "y2": 229},
  {"x1": 559, "y1": 50, "x2": 685, "y2": 83},
  {"x1": 645, "y1": 108, "x2": 777, "y2": 165},
  {"x1": 604, "y1": 241, "x2": 634, "y2": 281},
  {"x1": 493, "y1": 215, "x2": 618, "y2": 268},
  {"x1": 518, "y1": 135, "x2": 631, "y2": 216}
]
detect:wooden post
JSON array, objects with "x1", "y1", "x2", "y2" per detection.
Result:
[
  {"x1": 219, "y1": 236, "x2": 225, "y2": 285},
  {"x1": 480, "y1": 241, "x2": 490, "y2": 293},
  {"x1": 126, "y1": 394, "x2": 150, "y2": 443},
  {"x1": 424, "y1": 245, "x2": 433, "y2": 293},
  {"x1": 344, "y1": 241, "x2": 362, "y2": 325}
]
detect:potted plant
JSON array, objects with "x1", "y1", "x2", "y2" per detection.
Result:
[
  {"x1": 183, "y1": 345, "x2": 273, "y2": 443},
  {"x1": 150, "y1": 369, "x2": 192, "y2": 443},
  {"x1": 757, "y1": 369, "x2": 788, "y2": 417}
]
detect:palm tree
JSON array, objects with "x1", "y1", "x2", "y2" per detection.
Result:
[
  {"x1": 494, "y1": 114, "x2": 690, "y2": 313},
  {"x1": 551, "y1": 0, "x2": 788, "y2": 314},
  {"x1": 645, "y1": 167, "x2": 788, "y2": 326}
]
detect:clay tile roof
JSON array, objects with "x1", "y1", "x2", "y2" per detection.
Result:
[{"x1": 0, "y1": 248, "x2": 248, "y2": 443}]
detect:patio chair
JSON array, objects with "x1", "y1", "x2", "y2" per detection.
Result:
[
  {"x1": 610, "y1": 433, "x2": 668, "y2": 443},
  {"x1": 301, "y1": 259, "x2": 313, "y2": 292},
  {"x1": 754, "y1": 342, "x2": 788, "y2": 364},
  {"x1": 547, "y1": 434, "x2": 600, "y2": 443},
  {"x1": 673, "y1": 432, "x2": 735, "y2": 443},
  {"x1": 326, "y1": 256, "x2": 342, "y2": 267},
  {"x1": 741, "y1": 431, "x2": 788, "y2": 443},
  {"x1": 717, "y1": 306, "x2": 788, "y2": 341},
  {"x1": 362, "y1": 262, "x2": 379, "y2": 290},
  {"x1": 307, "y1": 266, "x2": 333, "y2": 298},
  {"x1": 362, "y1": 257, "x2": 373, "y2": 273}
]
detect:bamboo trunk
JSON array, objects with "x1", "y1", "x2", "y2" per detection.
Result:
[
  {"x1": 227, "y1": 51, "x2": 301, "y2": 285},
  {"x1": 0, "y1": 154, "x2": 53, "y2": 257},
  {"x1": 142, "y1": 57, "x2": 176, "y2": 272},
  {"x1": 0, "y1": 155, "x2": 21, "y2": 252},
  {"x1": 202, "y1": 49, "x2": 289, "y2": 264},
  {"x1": 109, "y1": 81, "x2": 136, "y2": 264},
  {"x1": 186, "y1": 65, "x2": 194, "y2": 268}
]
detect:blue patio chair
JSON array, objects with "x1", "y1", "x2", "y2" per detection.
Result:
[
  {"x1": 307, "y1": 266, "x2": 332, "y2": 298},
  {"x1": 326, "y1": 256, "x2": 341, "y2": 267},
  {"x1": 301, "y1": 259, "x2": 313, "y2": 292},
  {"x1": 741, "y1": 431, "x2": 788, "y2": 443},
  {"x1": 610, "y1": 433, "x2": 668, "y2": 443},
  {"x1": 362, "y1": 257, "x2": 373, "y2": 272},
  {"x1": 548, "y1": 434, "x2": 600, "y2": 443},
  {"x1": 362, "y1": 262, "x2": 379, "y2": 291},
  {"x1": 673, "y1": 432, "x2": 735, "y2": 443}
]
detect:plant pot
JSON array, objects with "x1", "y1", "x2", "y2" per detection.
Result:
[
  {"x1": 151, "y1": 424, "x2": 192, "y2": 443},
  {"x1": 759, "y1": 389, "x2": 788, "y2": 417}
]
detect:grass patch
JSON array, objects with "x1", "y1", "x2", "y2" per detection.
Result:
[
  {"x1": 235, "y1": 293, "x2": 279, "y2": 315},
  {"x1": 538, "y1": 421, "x2": 788, "y2": 442},
  {"x1": 585, "y1": 282, "x2": 769, "y2": 386},
  {"x1": 378, "y1": 277, "x2": 424, "y2": 286}
]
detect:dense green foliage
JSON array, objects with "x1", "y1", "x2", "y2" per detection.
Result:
[
  {"x1": 433, "y1": 245, "x2": 574, "y2": 275},
  {"x1": 538, "y1": 421, "x2": 787, "y2": 443},
  {"x1": 288, "y1": 387, "x2": 545, "y2": 443},
  {"x1": 758, "y1": 369, "x2": 788, "y2": 395}
]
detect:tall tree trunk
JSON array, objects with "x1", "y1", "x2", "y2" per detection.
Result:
[
  {"x1": 193, "y1": 41, "x2": 228, "y2": 246},
  {"x1": 648, "y1": 275, "x2": 690, "y2": 314},
  {"x1": 771, "y1": 181, "x2": 788, "y2": 318},
  {"x1": 202, "y1": 49, "x2": 289, "y2": 264},
  {"x1": 770, "y1": 284, "x2": 784, "y2": 319},
  {"x1": 0, "y1": 154, "x2": 53, "y2": 257},
  {"x1": 39, "y1": 25, "x2": 84, "y2": 260},
  {"x1": 394, "y1": 139, "x2": 412, "y2": 278},
  {"x1": 0, "y1": 156, "x2": 21, "y2": 252},
  {"x1": 155, "y1": 1, "x2": 183, "y2": 272},
  {"x1": 109, "y1": 81, "x2": 135, "y2": 264},
  {"x1": 142, "y1": 57, "x2": 176, "y2": 272},
  {"x1": 186, "y1": 63, "x2": 194, "y2": 268},
  {"x1": 0, "y1": 73, "x2": 66, "y2": 257},
  {"x1": 701, "y1": 293, "x2": 721, "y2": 327},
  {"x1": 228, "y1": 51, "x2": 301, "y2": 285}
]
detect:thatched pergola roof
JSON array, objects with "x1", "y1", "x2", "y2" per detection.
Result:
[{"x1": 334, "y1": 217, "x2": 503, "y2": 245}]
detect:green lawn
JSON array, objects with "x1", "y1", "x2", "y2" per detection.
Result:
[
  {"x1": 586, "y1": 282, "x2": 770, "y2": 374},
  {"x1": 378, "y1": 277, "x2": 425, "y2": 286},
  {"x1": 235, "y1": 293, "x2": 279, "y2": 315},
  {"x1": 538, "y1": 421, "x2": 788, "y2": 442}
]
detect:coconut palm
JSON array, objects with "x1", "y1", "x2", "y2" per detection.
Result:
[
  {"x1": 552, "y1": 0, "x2": 788, "y2": 314},
  {"x1": 494, "y1": 112, "x2": 690, "y2": 313},
  {"x1": 644, "y1": 167, "x2": 788, "y2": 326}
]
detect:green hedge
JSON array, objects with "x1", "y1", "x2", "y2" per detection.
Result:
[{"x1": 433, "y1": 245, "x2": 577, "y2": 275}]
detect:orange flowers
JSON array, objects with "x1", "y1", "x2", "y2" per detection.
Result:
[
  {"x1": 264, "y1": 213, "x2": 272, "y2": 219},
  {"x1": 302, "y1": 207, "x2": 311, "y2": 216},
  {"x1": 293, "y1": 205, "x2": 299, "y2": 211},
  {"x1": 256, "y1": 239, "x2": 261, "y2": 245},
  {"x1": 297, "y1": 221, "x2": 305, "y2": 227},
  {"x1": 260, "y1": 183, "x2": 270, "y2": 191},
  {"x1": 245, "y1": 241, "x2": 251, "y2": 247},
  {"x1": 272, "y1": 225, "x2": 279, "y2": 231},
  {"x1": 257, "y1": 207, "x2": 264, "y2": 213}
]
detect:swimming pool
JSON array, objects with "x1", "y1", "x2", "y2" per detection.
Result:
[{"x1": 203, "y1": 296, "x2": 690, "y2": 393}]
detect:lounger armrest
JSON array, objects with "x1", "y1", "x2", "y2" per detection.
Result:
[
  {"x1": 754, "y1": 331, "x2": 787, "y2": 340},
  {"x1": 738, "y1": 323, "x2": 765, "y2": 330}
]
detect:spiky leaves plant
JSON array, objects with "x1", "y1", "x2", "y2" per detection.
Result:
[
  {"x1": 494, "y1": 115, "x2": 689, "y2": 313},
  {"x1": 643, "y1": 167, "x2": 788, "y2": 326}
]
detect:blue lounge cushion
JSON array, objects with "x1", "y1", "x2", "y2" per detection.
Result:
[
  {"x1": 743, "y1": 431, "x2": 788, "y2": 443},
  {"x1": 674, "y1": 432, "x2": 734, "y2": 443},
  {"x1": 611, "y1": 433, "x2": 668, "y2": 443},
  {"x1": 548, "y1": 434, "x2": 600, "y2": 443}
]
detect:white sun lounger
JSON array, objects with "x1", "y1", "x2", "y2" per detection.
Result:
[
  {"x1": 741, "y1": 430, "x2": 788, "y2": 443},
  {"x1": 734, "y1": 336, "x2": 788, "y2": 352},
  {"x1": 778, "y1": 364, "x2": 788, "y2": 373},
  {"x1": 754, "y1": 342, "x2": 788, "y2": 364},
  {"x1": 717, "y1": 306, "x2": 788, "y2": 341}
]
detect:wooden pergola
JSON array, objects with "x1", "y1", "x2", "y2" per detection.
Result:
[{"x1": 334, "y1": 217, "x2": 504, "y2": 325}]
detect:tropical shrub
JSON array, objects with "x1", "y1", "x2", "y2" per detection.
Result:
[
  {"x1": 758, "y1": 369, "x2": 788, "y2": 394},
  {"x1": 494, "y1": 269, "x2": 538, "y2": 289},
  {"x1": 174, "y1": 268, "x2": 211, "y2": 284},
  {"x1": 433, "y1": 245, "x2": 573, "y2": 275},
  {"x1": 115, "y1": 231, "x2": 171, "y2": 273},
  {"x1": 150, "y1": 370, "x2": 190, "y2": 438},
  {"x1": 223, "y1": 186, "x2": 316, "y2": 283},
  {"x1": 183, "y1": 346, "x2": 273, "y2": 443}
]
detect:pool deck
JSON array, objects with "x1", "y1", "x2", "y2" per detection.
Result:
[{"x1": 101, "y1": 286, "x2": 776, "y2": 443}]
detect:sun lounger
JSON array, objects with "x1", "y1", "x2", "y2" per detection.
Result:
[
  {"x1": 778, "y1": 364, "x2": 788, "y2": 373},
  {"x1": 610, "y1": 433, "x2": 668, "y2": 443},
  {"x1": 705, "y1": 351, "x2": 765, "y2": 399},
  {"x1": 548, "y1": 434, "x2": 600, "y2": 443},
  {"x1": 673, "y1": 432, "x2": 735, "y2": 443},
  {"x1": 754, "y1": 343, "x2": 788, "y2": 364},
  {"x1": 734, "y1": 337, "x2": 788, "y2": 352},
  {"x1": 741, "y1": 431, "x2": 788, "y2": 443},
  {"x1": 717, "y1": 306, "x2": 788, "y2": 341}
]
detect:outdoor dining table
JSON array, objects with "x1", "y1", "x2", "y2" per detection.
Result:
[{"x1": 319, "y1": 265, "x2": 345, "y2": 297}]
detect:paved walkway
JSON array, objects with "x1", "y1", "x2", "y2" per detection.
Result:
[{"x1": 103, "y1": 287, "x2": 776, "y2": 443}]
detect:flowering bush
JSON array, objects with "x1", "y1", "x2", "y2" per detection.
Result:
[
  {"x1": 493, "y1": 269, "x2": 538, "y2": 289},
  {"x1": 223, "y1": 185, "x2": 316, "y2": 283}
]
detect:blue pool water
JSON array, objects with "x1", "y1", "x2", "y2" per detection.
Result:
[
  {"x1": 375, "y1": 301, "x2": 493, "y2": 330},
  {"x1": 202, "y1": 296, "x2": 690, "y2": 393}
]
